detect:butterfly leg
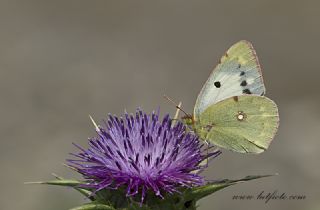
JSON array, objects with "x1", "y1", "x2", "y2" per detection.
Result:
[{"x1": 204, "y1": 139, "x2": 210, "y2": 168}]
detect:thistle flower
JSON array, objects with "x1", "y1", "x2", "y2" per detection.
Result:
[{"x1": 68, "y1": 109, "x2": 220, "y2": 203}]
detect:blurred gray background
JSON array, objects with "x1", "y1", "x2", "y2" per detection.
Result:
[{"x1": 1, "y1": 1, "x2": 319, "y2": 210}]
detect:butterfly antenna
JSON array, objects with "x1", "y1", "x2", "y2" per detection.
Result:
[
  {"x1": 163, "y1": 95, "x2": 191, "y2": 118},
  {"x1": 204, "y1": 139, "x2": 210, "y2": 167}
]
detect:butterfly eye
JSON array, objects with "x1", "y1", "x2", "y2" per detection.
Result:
[{"x1": 236, "y1": 111, "x2": 247, "y2": 121}]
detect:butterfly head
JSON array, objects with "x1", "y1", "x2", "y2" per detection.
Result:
[{"x1": 181, "y1": 115, "x2": 195, "y2": 126}]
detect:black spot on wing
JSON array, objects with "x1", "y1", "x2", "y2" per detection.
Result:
[
  {"x1": 240, "y1": 80, "x2": 247, "y2": 86},
  {"x1": 203, "y1": 124, "x2": 214, "y2": 132},
  {"x1": 243, "y1": 89, "x2": 252, "y2": 94},
  {"x1": 214, "y1": 81, "x2": 221, "y2": 88},
  {"x1": 240, "y1": 71, "x2": 245, "y2": 76}
]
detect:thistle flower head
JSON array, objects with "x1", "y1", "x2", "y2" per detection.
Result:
[{"x1": 68, "y1": 109, "x2": 220, "y2": 202}]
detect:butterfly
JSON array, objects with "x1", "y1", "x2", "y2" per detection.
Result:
[{"x1": 182, "y1": 40, "x2": 279, "y2": 154}]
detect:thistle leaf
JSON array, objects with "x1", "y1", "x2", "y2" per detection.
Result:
[
  {"x1": 184, "y1": 175, "x2": 275, "y2": 201},
  {"x1": 69, "y1": 203, "x2": 115, "y2": 210},
  {"x1": 26, "y1": 179, "x2": 83, "y2": 187},
  {"x1": 25, "y1": 179, "x2": 92, "y2": 199},
  {"x1": 51, "y1": 174, "x2": 93, "y2": 199}
]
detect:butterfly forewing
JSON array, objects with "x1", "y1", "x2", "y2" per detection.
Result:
[
  {"x1": 196, "y1": 95, "x2": 279, "y2": 154},
  {"x1": 194, "y1": 40, "x2": 265, "y2": 118}
]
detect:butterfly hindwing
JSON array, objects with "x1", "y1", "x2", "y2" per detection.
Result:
[
  {"x1": 194, "y1": 40, "x2": 265, "y2": 118},
  {"x1": 195, "y1": 95, "x2": 279, "y2": 154}
]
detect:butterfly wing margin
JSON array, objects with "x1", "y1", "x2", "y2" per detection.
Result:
[
  {"x1": 194, "y1": 40, "x2": 266, "y2": 118},
  {"x1": 197, "y1": 95, "x2": 279, "y2": 154}
]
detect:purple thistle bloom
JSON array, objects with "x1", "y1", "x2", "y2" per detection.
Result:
[{"x1": 68, "y1": 109, "x2": 220, "y2": 202}]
